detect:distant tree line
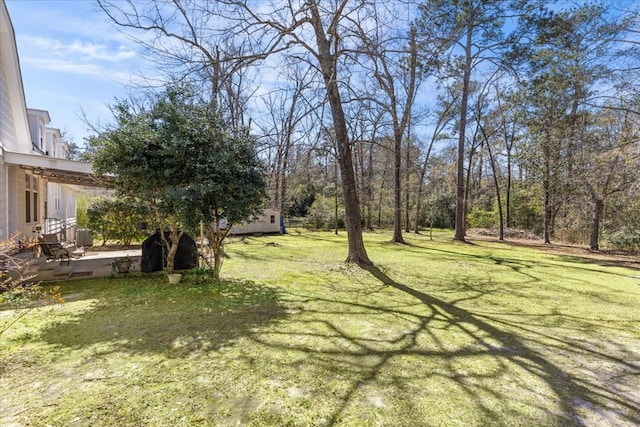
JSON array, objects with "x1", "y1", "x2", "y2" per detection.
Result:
[{"x1": 93, "y1": 0, "x2": 640, "y2": 257}]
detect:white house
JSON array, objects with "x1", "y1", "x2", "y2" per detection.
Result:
[
  {"x1": 0, "y1": 1, "x2": 103, "y2": 245},
  {"x1": 27, "y1": 108, "x2": 82, "y2": 237},
  {"x1": 230, "y1": 209, "x2": 283, "y2": 235}
]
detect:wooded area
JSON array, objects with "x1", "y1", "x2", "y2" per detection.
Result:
[{"x1": 95, "y1": 0, "x2": 640, "y2": 255}]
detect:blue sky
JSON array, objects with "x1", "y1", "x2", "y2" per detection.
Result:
[
  {"x1": 6, "y1": 0, "x2": 145, "y2": 145},
  {"x1": 6, "y1": 0, "x2": 639, "y2": 147}
]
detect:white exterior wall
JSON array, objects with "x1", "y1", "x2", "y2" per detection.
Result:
[
  {"x1": 27, "y1": 117, "x2": 40, "y2": 150},
  {"x1": 42, "y1": 126, "x2": 77, "y2": 230},
  {"x1": 12, "y1": 170, "x2": 45, "y2": 241},
  {"x1": 0, "y1": 1, "x2": 29, "y2": 155},
  {"x1": 231, "y1": 209, "x2": 282, "y2": 235},
  {"x1": 48, "y1": 183, "x2": 76, "y2": 220},
  {"x1": 7, "y1": 164, "x2": 16, "y2": 237},
  {"x1": 0, "y1": 57, "x2": 18, "y2": 152},
  {"x1": 0, "y1": 155, "x2": 6, "y2": 241},
  {"x1": 1, "y1": 0, "x2": 33, "y2": 241},
  {"x1": 27, "y1": 109, "x2": 50, "y2": 153}
]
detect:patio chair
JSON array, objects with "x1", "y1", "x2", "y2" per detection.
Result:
[{"x1": 38, "y1": 233, "x2": 71, "y2": 265}]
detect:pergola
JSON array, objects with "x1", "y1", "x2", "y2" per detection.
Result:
[{"x1": 3, "y1": 151, "x2": 111, "y2": 188}]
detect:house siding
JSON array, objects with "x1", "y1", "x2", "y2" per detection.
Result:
[
  {"x1": 1, "y1": 0, "x2": 33, "y2": 241},
  {"x1": 231, "y1": 209, "x2": 282, "y2": 235},
  {"x1": 0, "y1": 157, "x2": 6, "y2": 241},
  {"x1": 7, "y1": 164, "x2": 16, "y2": 237},
  {"x1": 0, "y1": 58, "x2": 18, "y2": 150}
]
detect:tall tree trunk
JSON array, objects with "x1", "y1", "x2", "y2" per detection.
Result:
[
  {"x1": 393, "y1": 126, "x2": 405, "y2": 243},
  {"x1": 366, "y1": 143, "x2": 374, "y2": 230},
  {"x1": 496, "y1": 94, "x2": 513, "y2": 229},
  {"x1": 404, "y1": 133, "x2": 411, "y2": 233},
  {"x1": 273, "y1": 153, "x2": 282, "y2": 210},
  {"x1": 454, "y1": 23, "x2": 473, "y2": 242},
  {"x1": 309, "y1": 3, "x2": 370, "y2": 265},
  {"x1": 543, "y1": 143, "x2": 552, "y2": 245},
  {"x1": 482, "y1": 125, "x2": 504, "y2": 241},
  {"x1": 377, "y1": 165, "x2": 388, "y2": 229},
  {"x1": 589, "y1": 196, "x2": 604, "y2": 251},
  {"x1": 414, "y1": 186, "x2": 424, "y2": 234},
  {"x1": 506, "y1": 149, "x2": 512, "y2": 228},
  {"x1": 334, "y1": 161, "x2": 339, "y2": 235},
  {"x1": 279, "y1": 137, "x2": 291, "y2": 216},
  {"x1": 415, "y1": 99, "x2": 454, "y2": 233}
]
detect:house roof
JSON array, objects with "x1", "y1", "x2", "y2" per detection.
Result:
[{"x1": 3, "y1": 150, "x2": 111, "y2": 187}]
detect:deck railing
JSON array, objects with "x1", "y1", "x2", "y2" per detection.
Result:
[{"x1": 44, "y1": 217, "x2": 77, "y2": 243}]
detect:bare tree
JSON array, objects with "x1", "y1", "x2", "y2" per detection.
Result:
[
  {"x1": 225, "y1": 0, "x2": 373, "y2": 263},
  {"x1": 576, "y1": 105, "x2": 640, "y2": 250},
  {"x1": 257, "y1": 64, "x2": 315, "y2": 215},
  {"x1": 414, "y1": 89, "x2": 457, "y2": 233},
  {"x1": 97, "y1": 0, "x2": 285, "y2": 134},
  {"x1": 98, "y1": 0, "x2": 372, "y2": 264},
  {"x1": 354, "y1": 14, "x2": 421, "y2": 243}
]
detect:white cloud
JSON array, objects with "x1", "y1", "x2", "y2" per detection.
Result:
[
  {"x1": 20, "y1": 35, "x2": 137, "y2": 62},
  {"x1": 20, "y1": 56, "x2": 134, "y2": 83}
]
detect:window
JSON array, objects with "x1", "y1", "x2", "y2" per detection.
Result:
[
  {"x1": 33, "y1": 176, "x2": 39, "y2": 222},
  {"x1": 54, "y1": 186, "x2": 61, "y2": 211},
  {"x1": 25, "y1": 175, "x2": 31, "y2": 222},
  {"x1": 33, "y1": 189, "x2": 39, "y2": 222},
  {"x1": 25, "y1": 175, "x2": 38, "y2": 223},
  {"x1": 270, "y1": 215, "x2": 276, "y2": 224},
  {"x1": 25, "y1": 190, "x2": 31, "y2": 222}
]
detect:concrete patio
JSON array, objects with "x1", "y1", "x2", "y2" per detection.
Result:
[{"x1": 20, "y1": 247, "x2": 143, "y2": 281}]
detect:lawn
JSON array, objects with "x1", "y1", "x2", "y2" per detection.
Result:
[{"x1": 1, "y1": 230, "x2": 639, "y2": 426}]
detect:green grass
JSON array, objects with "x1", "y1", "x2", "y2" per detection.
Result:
[{"x1": 1, "y1": 229, "x2": 639, "y2": 426}]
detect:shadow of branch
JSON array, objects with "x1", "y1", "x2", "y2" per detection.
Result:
[{"x1": 362, "y1": 264, "x2": 639, "y2": 427}]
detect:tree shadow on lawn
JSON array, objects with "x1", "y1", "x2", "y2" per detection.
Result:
[
  {"x1": 247, "y1": 265, "x2": 639, "y2": 426},
  {"x1": 36, "y1": 279, "x2": 287, "y2": 357},
  {"x1": 364, "y1": 265, "x2": 639, "y2": 426},
  {"x1": 403, "y1": 241, "x2": 639, "y2": 290}
]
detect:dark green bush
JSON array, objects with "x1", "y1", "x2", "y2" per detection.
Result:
[
  {"x1": 604, "y1": 228, "x2": 640, "y2": 251},
  {"x1": 87, "y1": 196, "x2": 150, "y2": 246}
]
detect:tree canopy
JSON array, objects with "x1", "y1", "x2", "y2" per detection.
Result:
[
  {"x1": 93, "y1": 0, "x2": 640, "y2": 254},
  {"x1": 89, "y1": 86, "x2": 267, "y2": 275}
]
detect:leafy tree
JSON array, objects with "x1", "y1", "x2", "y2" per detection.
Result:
[
  {"x1": 75, "y1": 193, "x2": 91, "y2": 228},
  {"x1": 287, "y1": 184, "x2": 316, "y2": 218},
  {"x1": 86, "y1": 196, "x2": 149, "y2": 246},
  {"x1": 307, "y1": 194, "x2": 344, "y2": 231},
  {"x1": 98, "y1": 0, "x2": 371, "y2": 265},
  {"x1": 86, "y1": 197, "x2": 119, "y2": 246},
  {"x1": 576, "y1": 106, "x2": 640, "y2": 250},
  {"x1": 516, "y1": 2, "x2": 639, "y2": 244},
  {"x1": 90, "y1": 86, "x2": 267, "y2": 277},
  {"x1": 417, "y1": 0, "x2": 510, "y2": 241}
]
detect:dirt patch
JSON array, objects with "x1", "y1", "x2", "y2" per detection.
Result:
[{"x1": 467, "y1": 228, "x2": 639, "y2": 270}]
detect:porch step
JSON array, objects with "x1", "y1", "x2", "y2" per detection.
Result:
[
  {"x1": 34, "y1": 261, "x2": 72, "y2": 281},
  {"x1": 20, "y1": 257, "x2": 47, "y2": 280},
  {"x1": 53, "y1": 265, "x2": 73, "y2": 278}
]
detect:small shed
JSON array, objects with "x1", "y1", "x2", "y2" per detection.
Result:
[{"x1": 230, "y1": 209, "x2": 282, "y2": 235}]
